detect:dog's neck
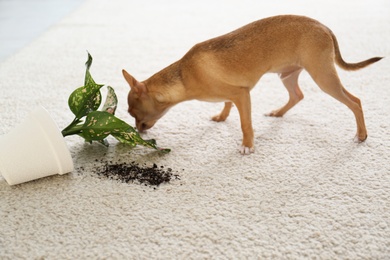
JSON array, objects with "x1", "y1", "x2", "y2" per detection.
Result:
[{"x1": 144, "y1": 61, "x2": 191, "y2": 105}]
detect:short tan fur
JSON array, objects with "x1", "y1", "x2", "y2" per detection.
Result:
[{"x1": 123, "y1": 15, "x2": 382, "y2": 154}]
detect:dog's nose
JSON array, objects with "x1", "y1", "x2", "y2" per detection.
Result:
[
  {"x1": 135, "y1": 121, "x2": 142, "y2": 132},
  {"x1": 140, "y1": 123, "x2": 147, "y2": 132},
  {"x1": 136, "y1": 121, "x2": 147, "y2": 132}
]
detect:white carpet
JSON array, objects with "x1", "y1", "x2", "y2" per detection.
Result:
[{"x1": 1, "y1": 0, "x2": 389, "y2": 258}]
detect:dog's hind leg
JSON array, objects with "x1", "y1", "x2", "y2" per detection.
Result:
[
  {"x1": 212, "y1": 102, "x2": 233, "y2": 122},
  {"x1": 307, "y1": 64, "x2": 367, "y2": 142},
  {"x1": 266, "y1": 68, "x2": 304, "y2": 117}
]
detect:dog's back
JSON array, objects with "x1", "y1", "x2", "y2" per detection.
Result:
[{"x1": 180, "y1": 16, "x2": 331, "y2": 88}]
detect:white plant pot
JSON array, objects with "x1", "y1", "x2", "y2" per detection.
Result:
[{"x1": 0, "y1": 106, "x2": 74, "y2": 185}]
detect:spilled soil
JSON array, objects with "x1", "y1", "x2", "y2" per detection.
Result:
[{"x1": 93, "y1": 161, "x2": 181, "y2": 187}]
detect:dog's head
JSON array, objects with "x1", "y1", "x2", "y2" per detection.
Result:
[{"x1": 122, "y1": 69, "x2": 169, "y2": 132}]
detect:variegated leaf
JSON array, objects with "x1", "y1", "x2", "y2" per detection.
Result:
[
  {"x1": 79, "y1": 111, "x2": 129, "y2": 142},
  {"x1": 102, "y1": 86, "x2": 118, "y2": 115}
]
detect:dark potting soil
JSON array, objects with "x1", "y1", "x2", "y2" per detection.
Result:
[{"x1": 94, "y1": 161, "x2": 180, "y2": 187}]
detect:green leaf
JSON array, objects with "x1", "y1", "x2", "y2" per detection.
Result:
[
  {"x1": 79, "y1": 111, "x2": 130, "y2": 142},
  {"x1": 84, "y1": 52, "x2": 95, "y2": 87},
  {"x1": 67, "y1": 52, "x2": 104, "y2": 119},
  {"x1": 112, "y1": 130, "x2": 171, "y2": 153},
  {"x1": 110, "y1": 130, "x2": 138, "y2": 148},
  {"x1": 68, "y1": 85, "x2": 103, "y2": 119},
  {"x1": 111, "y1": 127, "x2": 151, "y2": 148},
  {"x1": 102, "y1": 86, "x2": 118, "y2": 115}
]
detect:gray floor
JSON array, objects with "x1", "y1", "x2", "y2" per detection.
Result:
[{"x1": 0, "y1": 0, "x2": 84, "y2": 62}]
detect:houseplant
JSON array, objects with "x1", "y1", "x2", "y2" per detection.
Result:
[
  {"x1": 61, "y1": 52, "x2": 170, "y2": 153},
  {"x1": 0, "y1": 53, "x2": 169, "y2": 185}
]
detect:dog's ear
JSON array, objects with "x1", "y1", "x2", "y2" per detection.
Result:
[{"x1": 122, "y1": 69, "x2": 147, "y2": 96}]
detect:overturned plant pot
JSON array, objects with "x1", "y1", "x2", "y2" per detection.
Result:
[{"x1": 0, "y1": 106, "x2": 74, "y2": 185}]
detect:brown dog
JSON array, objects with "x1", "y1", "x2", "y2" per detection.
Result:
[{"x1": 122, "y1": 15, "x2": 382, "y2": 154}]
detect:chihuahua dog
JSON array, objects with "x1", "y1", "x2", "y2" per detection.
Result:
[{"x1": 123, "y1": 15, "x2": 382, "y2": 154}]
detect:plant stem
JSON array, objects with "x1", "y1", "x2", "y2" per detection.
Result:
[{"x1": 62, "y1": 119, "x2": 83, "y2": 137}]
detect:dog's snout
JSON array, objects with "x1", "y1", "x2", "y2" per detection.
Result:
[
  {"x1": 135, "y1": 120, "x2": 148, "y2": 132},
  {"x1": 140, "y1": 123, "x2": 147, "y2": 131},
  {"x1": 136, "y1": 120, "x2": 157, "y2": 133},
  {"x1": 135, "y1": 121, "x2": 142, "y2": 131}
]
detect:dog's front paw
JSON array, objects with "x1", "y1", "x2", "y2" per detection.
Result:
[
  {"x1": 354, "y1": 134, "x2": 368, "y2": 143},
  {"x1": 239, "y1": 145, "x2": 255, "y2": 155},
  {"x1": 211, "y1": 114, "x2": 227, "y2": 122},
  {"x1": 264, "y1": 110, "x2": 283, "y2": 117}
]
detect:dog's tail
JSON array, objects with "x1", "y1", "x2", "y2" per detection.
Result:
[{"x1": 331, "y1": 30, "x2": 383, "y2": 71}]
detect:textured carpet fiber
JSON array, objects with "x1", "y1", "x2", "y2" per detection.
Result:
[{"x1": 1, "y1": 0, "x2": 389, "y2": 259}]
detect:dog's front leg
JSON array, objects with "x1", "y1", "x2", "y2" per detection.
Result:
[
  {"x1": 232, "y1": 88, "x2": 254, "y2": 155},
  {"x1": 212, "y1": 102, "x2": 233, "y2": 122}
]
